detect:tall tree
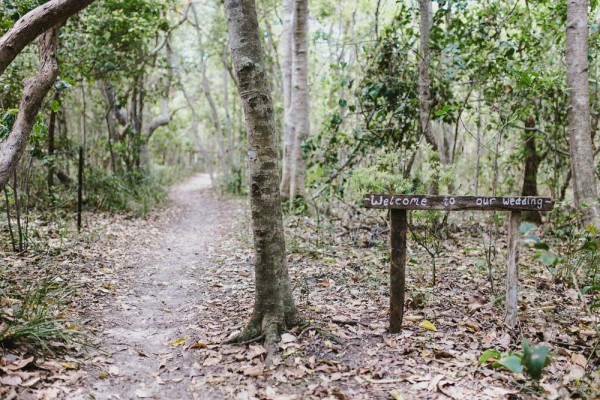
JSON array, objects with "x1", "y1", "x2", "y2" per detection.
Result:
[
  {"x1": 289, "y1": 0, "x2": 310, "y2": 200},
  {"x1": 279, "y1": 0, "x2": 294, "y2": 200},
  {"x1": 418, "y1": 0, "x2": 439, "y2": 194},
  {"x1": 566, "y1": 0, "x2": 600, "y2": 227},
  {"x1": 521, "y1": 116, "x2": 543, "y2": 224},
  {"x1": 224, "y1": 0, "x2": 301, "y2": 350}
]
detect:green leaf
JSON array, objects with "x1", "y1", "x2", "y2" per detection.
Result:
[
  {"x1": 51, "y1": 99, "x2": 60, "y2": 113},
  {"x1": 539, "y1": 252, "x2": 557, "y2": 267},
  {"x1": 479, "y1": 349, "x2": 501, "y2": 364},
  {"x1": 496, "y1": 355, "x2": 523, "y2": 373},
  {"x1": 522, "y1": 340, "x2": 550, "y2": 380},
  {"x1": 520, "y1": 223, "x2": 537, "y2": 234},
  {"x1": 533, "y1": 242, "x2": 549, "y2": 250},
  {"x1": 582, "y1": 285, "x2": 600, "y2": 294}
]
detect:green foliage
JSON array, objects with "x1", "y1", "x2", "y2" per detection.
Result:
[
  {"x1": 0, "y1": 275, "x2": 84, "y2": 353},
  {"x1": 479, "y1": 340, "x2": 551, "y2": 381},
  {"x1": 85, "y1": 168, "x2": 167, "y2": 216},
  {"x1": 346, "y1": 150, "x2": 413, "y2": 198}
]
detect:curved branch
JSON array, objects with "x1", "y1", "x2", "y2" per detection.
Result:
[
  {"x1": 0, "y1": 0, "x2": 94, "y2": 76},
  {"x1": 0, "y1": 28, "x2": 60, "y2": 189}
]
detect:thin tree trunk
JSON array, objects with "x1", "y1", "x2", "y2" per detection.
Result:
[
  {"x1": 418, "y1": 0, "x2": 438, "y2": 195},
  {"x1": 521, "y1": 116, "x2": 542, "y2": 224},
  {"x1": 225, "y1": 0, "x2": 301, "y2": 351},
  {"x1": 566, "y1": 0, "x2": 600, "y2": 227},
  {"x1": 279, "y1": 0, "x2": 294, "y2": 200},
  {"x1": 289, "y1": 0, "x2": 310, "y2": 200},
  {"x1": 418, "y1": 0, "x2": 435, "y2": 152},
  {"x1": 47, "y1": 94, "x2": 58, "y2": 194},
  {"x1": 0, "y1": 28, "x2": 60, "y2": 190}
]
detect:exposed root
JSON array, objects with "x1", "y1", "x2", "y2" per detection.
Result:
[
  {"x1": 222, "y1": 321, "x2": 261, "y2": 345},
  {"x1": 237, "y1": 334, "x2": 265, "y2": 346}
]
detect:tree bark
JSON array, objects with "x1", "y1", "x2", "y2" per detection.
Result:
[
  {"x1": 566, "y1": 0, "x2": 600, "y2": 227},
  {"x1": 47, "y1": 94, "x2": 58, "y2": 194},
  {"x1": 289, "y1": 0, "x2": 310, "y2": 200},
  {"x1": 418, "y1": 0, "x2": 435, "y2": 153},
  {"x1": 419, "y1": 0, "x2": 439, "y2": 195},
  {"x1": 225, "y1": 0, "x2": 301, "y2": 350},
  {"x1": 521, "y1": 116, "x2": 542, "y2": 224},
  {"x1": 279, "y1": 0, "x2": 294, "y2": 200},
  {"x1": 0, "y1": 28, "x2": 60, "y2": 190},
  {"x1": 0, "y1": 0, "x2": 94, "y2": 77}
]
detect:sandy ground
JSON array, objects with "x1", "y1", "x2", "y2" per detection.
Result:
[{"x1": 78, "y1": 174, "x2": 242, "y2": 400}]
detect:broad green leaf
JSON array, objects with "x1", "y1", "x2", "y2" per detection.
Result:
[
  {"x1": 582, "y1": 285, "x2": 600, "y2": 294},
  {"x1": 522, "y1": 340, "x2": 550, "y2": 380},
  {"x1": 520, "y1": 223, "x2": 537, "y2": 234},
  {"x1": 479, "y1": 349, "x2": 501, "y2": 364},
  {"x1": 539, "y1": 252, "x2": 557, "y2": 267},
  {"x1": 496, "y1": 355, "x2": 523, "y2": 373}
]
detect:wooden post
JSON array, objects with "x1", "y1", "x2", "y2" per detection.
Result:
[
  {"x1": 505, "y1": 211, "x2": 521, "y2": 328},
  {"x1": 77, "y1": 146, "x2": 83, "y2": 232},
  {"x1": 390, "y1": 209, "x2": 407, "y2": 333}
]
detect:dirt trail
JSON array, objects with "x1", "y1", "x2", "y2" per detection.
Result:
[{"x1": 80, "y1": 174, "x2": 242, "y2": 400}]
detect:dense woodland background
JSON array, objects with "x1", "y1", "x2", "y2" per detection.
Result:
[{"x1": 0, "y1": 0, "x2": 599, "y2": 398}]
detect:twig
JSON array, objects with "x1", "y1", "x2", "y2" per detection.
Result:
[{"x1": 364, "y1": 377, "x2": 406, "y2": 384}]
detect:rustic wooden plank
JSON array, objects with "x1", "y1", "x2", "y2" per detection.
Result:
[
  {"x1": 389, "y1": 209, "x2": 407, "y2": 333},
  {"x1": 364, "y1": 194, "x2": 554, "y2": 211},
  {"x1": 505, "y1": 211, "x2": 521, "y2": 328}
]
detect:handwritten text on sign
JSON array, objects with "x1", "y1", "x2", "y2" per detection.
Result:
[{"x1": 364, "y1": 194, "x2": 555, "y2": 211}]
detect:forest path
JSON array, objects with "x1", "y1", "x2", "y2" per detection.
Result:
[{"x1": 80, "y1": 173, "x2": 245, "y2": 400}]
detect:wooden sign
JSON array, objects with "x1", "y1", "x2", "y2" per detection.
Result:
[
  {"x1": 364, "y1": 194, "x2": 554, "y2": 211},
  {"x1": 364, "y1": 193, "x2": 555, "y2": 333}
]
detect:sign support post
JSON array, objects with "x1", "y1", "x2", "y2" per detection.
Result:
[{"x1": 390, "y1": 209, "x2": 407, "y2": 333}]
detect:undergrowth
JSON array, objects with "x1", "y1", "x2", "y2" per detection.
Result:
[{"x1": 0, "y1": 273, "x2": 85, "y2": 354}]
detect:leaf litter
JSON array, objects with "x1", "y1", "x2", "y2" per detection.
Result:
[{"x1": 0, "y1": 173, "x2": 598, "y2": 399}]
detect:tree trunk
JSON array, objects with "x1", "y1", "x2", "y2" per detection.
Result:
[
  {"x1": 289, "y1": 0, "x2": 310, "y2": 200},
  {"x1": 279, "y1": 0, "x2": 295, "y2": 201},
  {"x1": 225, "y1": 0, "x2": 301, "y2": 350},
  {"x1": 0, "y1": 28, "x2": 60, "y2": 190},
  {"x1": 521, "y1": 116, "x2": 542, "y2": 224},
  {"x1": 0, "y1": 0, "x2": 94, "y2": 77},
  {"x1": 566, "y1": 0, "x2": 600, "y2": 227},
  {"x1": 47, "y1": 94, "x2": 58, "y2": 194},
  {"x1": 418, "y1": 0, "x2": 439, "y2": 195}
]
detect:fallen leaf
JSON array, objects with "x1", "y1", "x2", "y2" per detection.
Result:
[
  {"x1": 203, "y1": 357, "x2": 221, "y2": 367},
  {"x1": 61, "y1": 362, "x2": 78, "y2": 370},
  {"x1": 190, "y1": 342, "x2": 208, "y2": 349},
  {"x1": 243, "y1": 364, "x2": 264, "y2": 377},
  {"x1": 135, "y1": 389, "x2": 153, "y2": 398},
  {"x1": 390, "y1": 389, "x2": 403, "y2": 400},
  {"x1": 281, "y1": 333, "x2": 296, "y2": 343},
  {"x1": 571, "y1": 353, "x2": 587, "y2": 367},
  {"x1": 419, "y1": 320, "x2": 437, "y2": 332},
  {"x1": 5, "y1": 356, "x2": 34, "y2": 371},
  {"x1": 171, "y1": 338, "x2": 187, "y2": 347},
  {"x1": 0, "y1": 375, "x2": 22, "y2": 386}
]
